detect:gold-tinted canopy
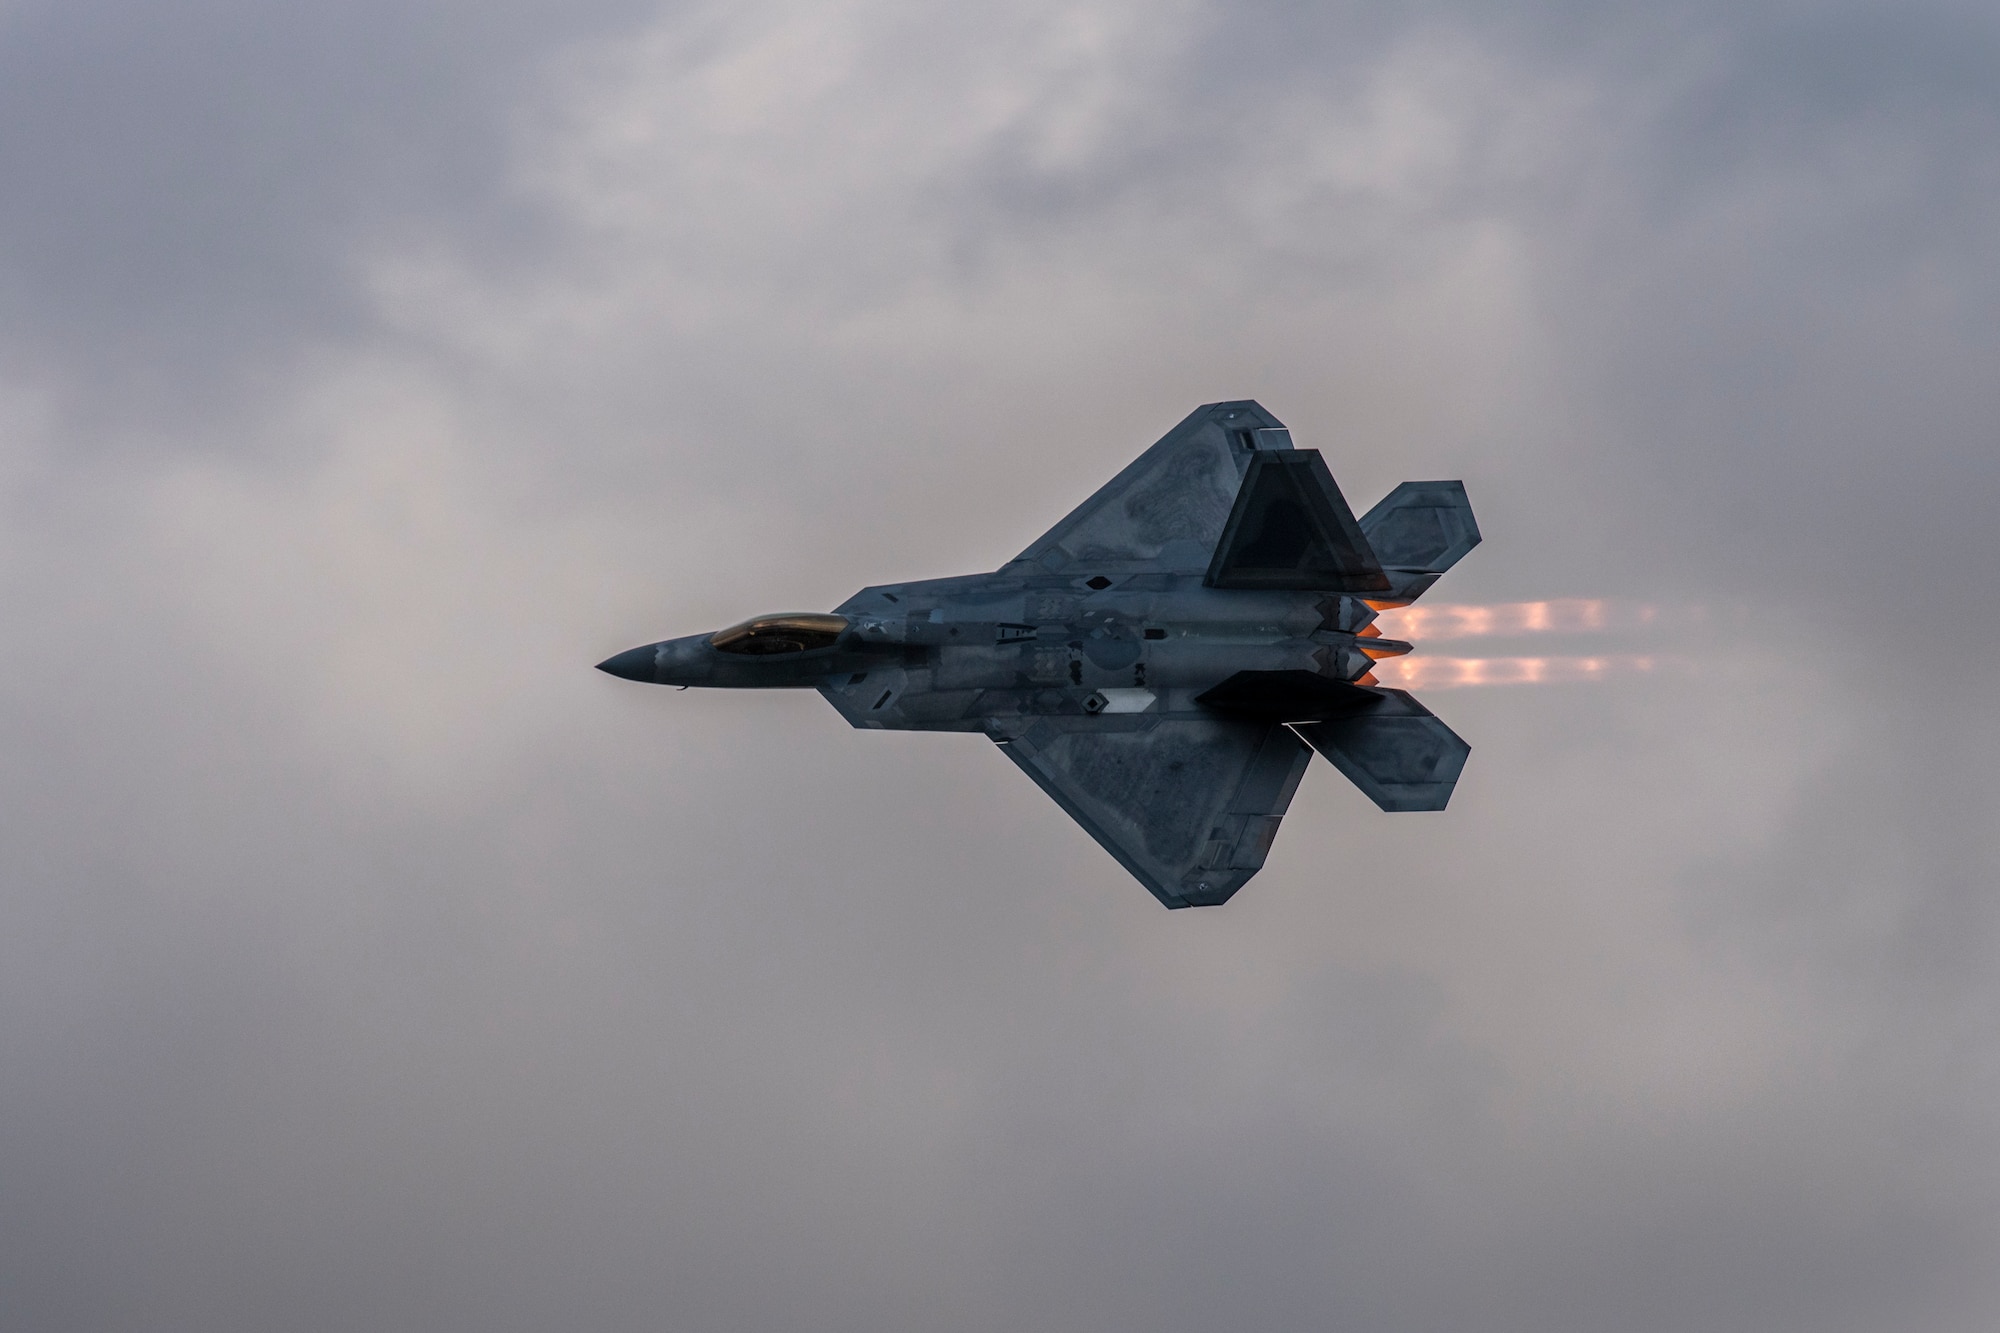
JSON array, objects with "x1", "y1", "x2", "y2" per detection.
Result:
[{"x1": 709, "y1": 613, "x2": 850, "y2": 655}]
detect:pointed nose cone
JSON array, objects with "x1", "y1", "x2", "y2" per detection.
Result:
[{"x1": 596, "y1": 645, "x2": 660, "y2": 683}]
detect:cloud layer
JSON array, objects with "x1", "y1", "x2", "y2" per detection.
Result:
[{"x1": 2, "y1": 2, "x2": 1996, "y2": 1329}]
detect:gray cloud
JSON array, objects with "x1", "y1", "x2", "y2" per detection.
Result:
[
  {"x1": 0, "y1": 1, "x2": 1996, "y2": 1330},
  {"x1": 0, "y1": 0, "x2": 655, "y2": 434}
]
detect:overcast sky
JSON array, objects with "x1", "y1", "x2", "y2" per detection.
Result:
[{"x1": 2, "y1": 1, "x2": 1997, "y2": 1329}]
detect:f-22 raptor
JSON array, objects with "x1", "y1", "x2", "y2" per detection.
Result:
[{"x1": 599, "y1": 401, "x2": 1480, "y2": 908}]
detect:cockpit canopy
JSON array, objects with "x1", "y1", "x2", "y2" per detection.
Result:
[{"x1": 709, "y1": 613, "x2": 850, "y2": 655}]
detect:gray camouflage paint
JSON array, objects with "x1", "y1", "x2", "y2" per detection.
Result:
[{"x1": 600, "y1": 401, "x2": 1480, "y2": 907}]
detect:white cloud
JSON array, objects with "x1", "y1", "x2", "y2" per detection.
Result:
[{"x1": 1, "y1": 2, "x2": 1996, "y2": 1329}]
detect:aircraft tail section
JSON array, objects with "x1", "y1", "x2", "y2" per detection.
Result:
[
  {"x1": 1293, "y1": 689, "x2": 1469, "y2": 812},
  {"x1": 1204, "y1": 449, "x2": 1391, "y2": 592},
  {"x1": 1357, "y1": 481, "x2": 1480, "y2": 605}
]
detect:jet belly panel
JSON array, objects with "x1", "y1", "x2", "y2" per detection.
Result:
[{"x1": 855, "y1": 582, "x2": 1384, "y2": 726}]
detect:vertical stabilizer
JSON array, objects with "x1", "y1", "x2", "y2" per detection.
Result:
[{"x1": 1204, "y1": 450, "x2": 1391, "y2": 592}]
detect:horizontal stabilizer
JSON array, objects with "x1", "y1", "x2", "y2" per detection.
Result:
[
  {"x1": 1356, "y1": 481, "x2": 1480, "y2": 604},
  {"x1": 1294, "y1": 689, "x2": 1469, "y2": 811},
  {"x1": 1206, "y1": 450, "x2": 1391, "y2": 592}
]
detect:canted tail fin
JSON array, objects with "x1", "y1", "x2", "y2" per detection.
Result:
[
  {"x1": 1204, "y1": 450, "x2": 1391, "y2": 593},
  {"x1": 1357, "y1": 481, "x2": 1480, "y2": 605}
]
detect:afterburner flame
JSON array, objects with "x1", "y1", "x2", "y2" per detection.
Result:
[
  {"x1": 1370, "y1": 655, "x2": 1659, "y2": 688},
  {"x1": 1376, "y1": 599, "x2": 1651, "y2": 641}
]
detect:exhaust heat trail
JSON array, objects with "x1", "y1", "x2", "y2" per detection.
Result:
[
  {"x1": 1376, "y1": 598, "x2": 1660, "y2": 641},
  {"x1": 1370, "y1": 654, "x2": 1662, "y2": 689}
]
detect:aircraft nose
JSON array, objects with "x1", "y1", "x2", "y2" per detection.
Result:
[{"x1": 595, "y1": 645, "x2": 659, "y2": 683}]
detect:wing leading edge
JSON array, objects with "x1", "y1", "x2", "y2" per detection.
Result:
[{"x1": 1006, "y1": 401, "x2": 1293, "y2": 576}]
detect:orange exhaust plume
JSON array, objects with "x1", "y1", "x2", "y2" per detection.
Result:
[
  {"x1": 1375, "y1": 599, "x2": 1654, "y2": 641},
  {"x1": 1369, "y1": 655, "x2": 1660, "y2": 689}
]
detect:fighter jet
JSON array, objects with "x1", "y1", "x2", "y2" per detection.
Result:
[{"x1": 598, "y1": 401, "x2": 1479, "y2": 908}]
